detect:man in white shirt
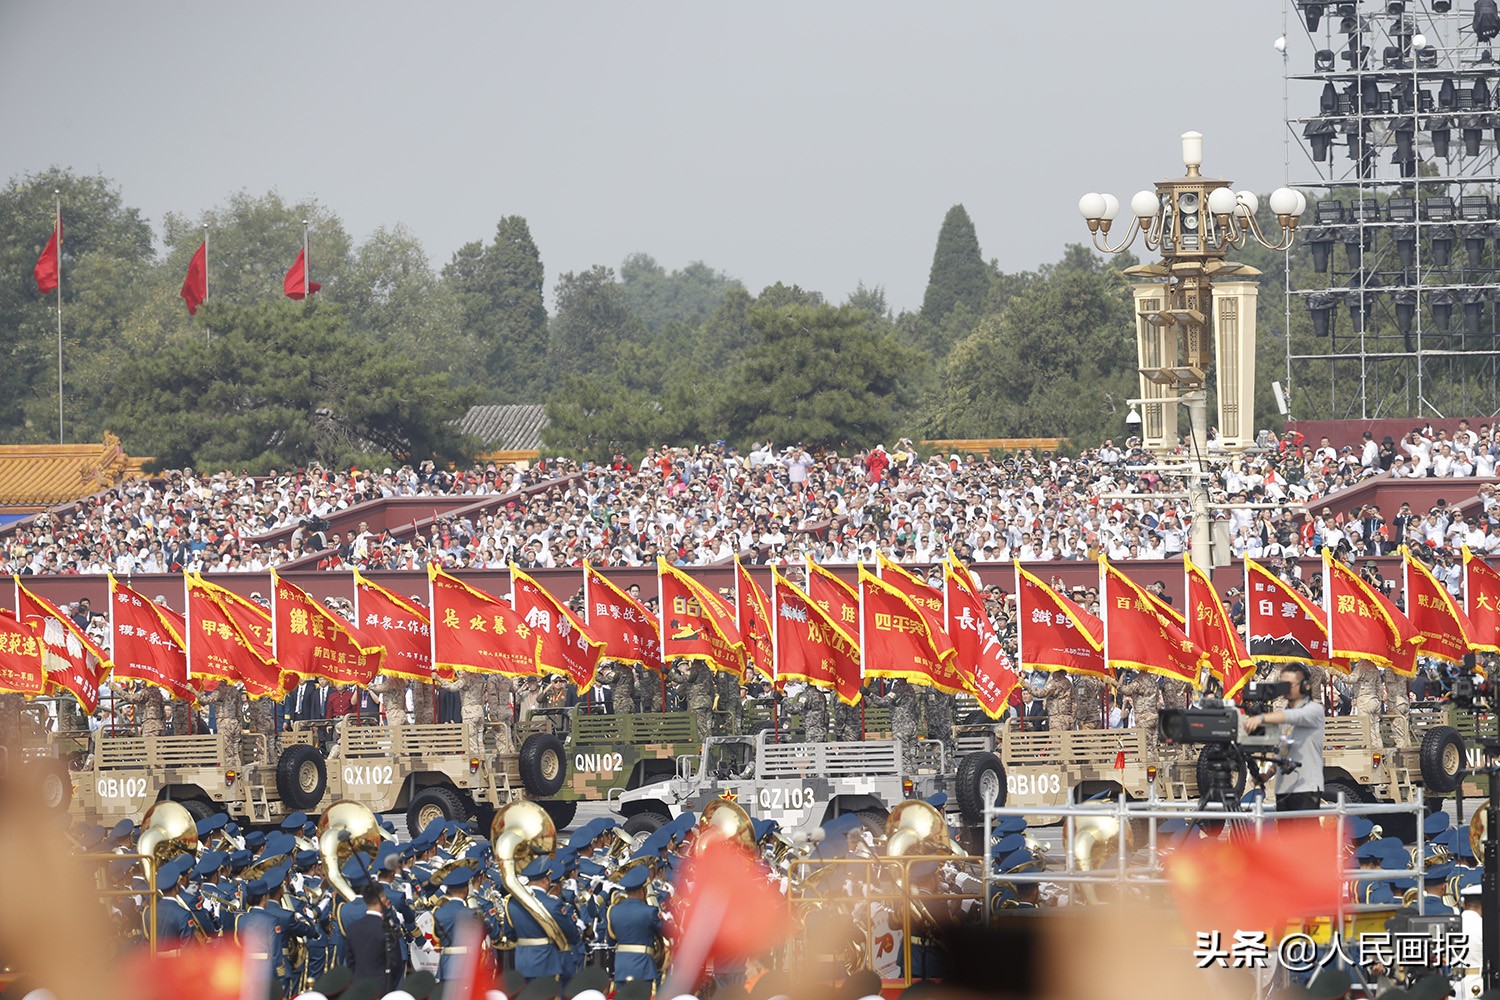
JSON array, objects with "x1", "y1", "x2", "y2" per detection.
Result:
[{"x1": 1360, "y1": 431, "x2": 1379, "y2": 468}]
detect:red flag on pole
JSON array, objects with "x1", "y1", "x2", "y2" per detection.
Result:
[
  {"x1": 734, "y1": 556, "x2": 775, "y2": 682},
  {"x1": 271, "y1": 571, "x2": 384, "y2": 684},
  {"x1": 1184, "y1": 555, "x2": 1254, "y2": 698},
  {"x1": 1403, "y1": 547, "x2": 1484, "y2": 661},
  {"x1": 658, "y1": 559, "x2": 745, "y2": 676},
  {"x1": 0, "y1": 608, "x2": 46, "y2": 696},
  {"x1": 943, "y1": 555, "x2": 1020, "y2": 718},
  {"x1": 181, "y1": 241, "x2": 207, "y2": 315},
  {"x1": 1014, "y1": 563, "x2": 1106, "y2": 677},
  {"x1": 510, "y1": 565, "x2": 604, "y2": 691},
  {"x1": 804, "y1": 557, "x2": 859, "y2": 642},
  {"x1": 771, "y1": 569, "x2": 862, "y2": 704},
  {"x1": 353, "y1": 570, "x2": 434, "y2": 679},
  {"x1": 186, "y1": 574, "x2": 288, "y2": 698},
  {"x1": 582, "y1": 563, "x2": 662, "y2": 669},
  {"x1": 1100, "y1": 558, "x2": 1205, "y2": 684},
  {"x1": 109, "y1": 575, "x2": 192, "y2": 701},
  {"x1": 33, "y1": 220, "x2": 60, "y2": 294},
  {"x1": 1461, "y1": 546, "x2": 1500, "y2": 652},
  {"x1": 16, "y1": 581, "x2": 109, "y2": 712},
  {"x1": 1325, "y1": 550, "x2": 1422, "y2": 674},
  {"x1": 428, "y1": 566, "x2": 539, "y2": 676},
  {"x1": 1244, "y1": 556, "x2": 1330, "y2": 664},
  {"x1": 283, "y1": 248, "x2": 320, "y2": 299},
  {"x1": 857, "y1": 565, "x2": 961, "y2": 692}
]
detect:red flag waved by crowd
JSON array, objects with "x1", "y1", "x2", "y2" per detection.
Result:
[
  {"x1": 0, "y1": 608, "x2": 46, "y2": 696},
  {"x1": 1014, "y1": 563, "x2": 1106, "y2": 677},
  {"x1": 109, "y1": 576, "x2": 192, "y2": 702},
  {"x1": 353, "y1": 569, "x2": 434, "y2": 679},
  {"x1": 511, "y1": 565, "x2": 604, "y2": 691},
  {"x1": 16, "y1": 580, "x2": 109, "y2": 712},
  {"x1": 180, "y1": 240, "x2": 207, "y2": 314},
  {"x1": 33, "y1": 218, "x2": 60, "y2": 294},
  {"x1": 771, "y1": 569, "x2": 862, "y2": 704},
  {"x1": 943, "y1": 554, "x2": 1020, "y2": 717},
  {"x1": 428, "y1": 566, "x2": 538, "y2": 676},
  {"x1": 582, "y1": 562, "x2": 662, "y2": 669},
  {"x1": 271, "y1": 571, "x2": 383, "y2": 684}
]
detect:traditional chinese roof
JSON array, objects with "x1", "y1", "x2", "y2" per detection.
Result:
[
  {"x1": 0, "y1": 433, "x2": 152, "y2": 511},
  {"x1": 457, "y1": 404, "x2": 547, "y2": 457}
]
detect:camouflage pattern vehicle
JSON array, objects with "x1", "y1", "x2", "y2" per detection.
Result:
[
  {"x1": 518, "y1": 706, "x2": 702, "y2": 815},
  {"x1": 614, "y1": 732, "x2": 960, "y2": 839}
]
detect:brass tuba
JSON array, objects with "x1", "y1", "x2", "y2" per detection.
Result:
[
  {"x1": 694, "y1": 797, "x2": 756, "y2": 853},
  {"x1": 1470, "y1": 799, "x2": 1488, "y2": 863},
  {"x1": 318, "y1": 800, "x2": 384, "y2": 902},
  {"x1": 884, "y1": 801, "x2": 960, "y2": 858},
  {"x1": 137, "y1": 801, "x2": 198, "y2": 892},
  {"x1": 1066, "y1": 812, "x2": 1135, "y2": 904},
  {"x1": 490, "y1": 801, "x2": 570, "y2": 950}
]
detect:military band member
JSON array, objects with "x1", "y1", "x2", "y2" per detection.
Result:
[
  {"x1": 606, "y1": 866, "x2": 661, "y2": 987},
  {"x1": 153, "y1": 855, "x2": 200, "y2": 954},
  {"x1": 431, "y1": 864, "x2": 481, "y2": 981},
  {"x1": 501, "y1": 857, "x2": 580, "y2": 986}
]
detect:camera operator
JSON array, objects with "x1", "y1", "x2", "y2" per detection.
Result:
[{"x1": 1242, "y1": 663, "x2": 1325, "y2": 812}]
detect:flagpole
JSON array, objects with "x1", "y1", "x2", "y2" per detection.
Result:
[
  {"x1": 108, "y1": 574, "x2": 117, "y2": 689},
  {"x1": 203, "y1": 224, "x2": 210, "y2": 344},
  {"x1": 1322, "y1": 548, "x2": 1333, "y2": 659},
  {"x1": 184, "y1": 573, "x2": 193, "y2": 682},
  {"x1": 55, "y1": 190, "x2": 63, "y2": 445},
  {"x1": 1013, "y1": 561, "x2": 1024, "y2": 676},
  {"x1": 302, "y1": 220, "x2": 310, "y2": 299},
  {"x1": 1099, "y1": 556, "x2": 1110, "y2": 676}
]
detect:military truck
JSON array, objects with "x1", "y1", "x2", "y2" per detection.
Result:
[
  {"x1": 613, "y1": 731, "x2": 963, "y2": 839},
  {"x1": 517, "y1": 707, "x2": 703, "y2": 823}
]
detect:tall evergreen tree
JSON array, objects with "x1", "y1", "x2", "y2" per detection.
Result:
[
  {"x1": 919, "y1": 204, "x2": 989, "y2": 328},
  {"x1": 442, "y1": 215, "x2": 547, "y2": 399}
]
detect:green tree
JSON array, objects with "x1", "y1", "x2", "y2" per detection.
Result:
[
  {"x1": 920, "y1": 204, "x2": 989, "y2": 331},
  {"x1": 0, "y1": 168, "x2": 154, "y2": 438},
  {"x1": 618, "y1": 253, "x2": 743, "y2": 333},
  {"x1": 104, "y1": 302, "x2": 474, "y2": 472},
  {"x1": 548, "y1": 265, "x2": 647, "y2": 379},
  {"x1": 718, "y1": 303, "x2": 921, "y2": 448},
  {"x1": 442, "y1": 215, "x2": 548, "y2": 398}
]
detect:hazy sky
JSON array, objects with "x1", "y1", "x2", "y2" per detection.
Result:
[{"x1": 0, "y1": 2, "x2": 1297, "y2": 312}]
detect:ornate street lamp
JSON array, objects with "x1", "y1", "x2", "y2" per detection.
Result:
[{"x1": 1079, "y1": 131, "x2": 1305, "y2": 566}]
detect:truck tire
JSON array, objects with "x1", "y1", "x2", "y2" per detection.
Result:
[
  {"x1": 408, "y1": 786, "x2": 470, "y2": 835},
  {"x1": 851, "y1": 808, "x2": 888, "y2": 839},
  {"x1": 955, "y1": 752, "x2": 1007, "y2": 827},
  {"x1": 275, "y1": 744, "x2": 328, "y2": 810},
  {"x1": 1418, "y1": 726, "x2": 1465, "y2": 794},
  {"x1": 180, "y1": 797, "x2": 217, "y2": 822},
  {"x1": 539, "y1": 799, "x2": 577, "y2": 830},
  {"x1": 1195, "y1": 745, "x2": 1248, "y2": 800},
  {"x1": 1322, "y1": 779, "x2": 1372, "y2": 805},
  {"x1": 622, "y1": 810, "x2": 670, "y2": 840},
  {"x1": 28, "y1": 758, "x2": 72, "y2": 814},
  {"x1": 518, "y1": 733, "x2": 566, "y2": 797}
]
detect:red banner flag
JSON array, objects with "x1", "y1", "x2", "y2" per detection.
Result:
[
  {"x1": 33, "y1": 219, "x2": 60, "y2": 294},
  {"x1": 858, "y1": 565, "x2": 962, "y2": 692},
  {"x1": 1184, "y1": 556, "x2": 1253, "y2": 698},
  {"x1": 16, "y1": 580, "x2": 109, "y2": 712},
  {"x1": 186, "y1": 574, "x2": 287, "y2": 698},
  {"x1": 271, "y1": 571, "x2": 383, "y2": 685},
  {"x1": 0, "y1": 608, "x2": 46, "y2": 696},
  {"x1": 283, "y1": 247, "x2": 320, "y2": 299},
  {"x1": 1244, "y1": 556, "x2": 1330, "y2": 665},
  {"x1": 876, "y1": 553, "x2": 961, "y2": 677},
  {"x1": 353, "y1": 570, "x2": 434, "y2": 680},
  {"x1": 1169, "y1": 819, "x2": 1343, "y2": 936},
  {"x1": 181, "y1": 241, "x2": 207, "y2": 315},
  {"x1": 1404, "y1": 547, "x2": 1484, "y2": 662},
  {"x1": 658, "y1": 559, "x2": 745, "y2": 676},
  {"x1": 1462, "y1": 546, "x2": 1500, "y2": 653},
  {"x1": 429, "y1": 566, "x2": 539, "y2": 676},
  {"x1": 511, "y1": 565, "x2": 604, "y2": 692},
  {"x1": 1326, "y1": 551, "x2": 1422, "y2": 674},
  {"x1": 943, "y1": 555, "x2": 1019, "y2": 718},
  {"x1": 804, "y1": 557, "x2": 859, "y2": 642},
  {"x1": 1101, "y1": 559, "x2": 1204, "y2": 684},
  {"x1": 109, "y1": 576, "x2": 192, "y2": 701},
  {"x1": 582, "y1": 563, "x2": 662, "y2": 669},
  {"x1": 771, "y1": 570, "x2": 862, "y2": 704},
  {"x1": 1015, "y1": 563, "x2": 1106, "y2": 677},
  {"x1": 735, "y1": 557, "x2": 775, "y2": 682}
]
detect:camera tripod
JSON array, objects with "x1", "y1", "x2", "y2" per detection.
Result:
[{"x1": 1189, "y1": 743, "x2": 1283, "y2": 838}]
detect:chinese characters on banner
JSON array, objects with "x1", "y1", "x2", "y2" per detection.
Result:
[
  {"x1": 272, "y1": 572, "x2": 384, "y2": 685},
  {"x1": 110, "y1": 576, "x2": 192, "y2": 701},
  {"x1": 804, "y1": 556, "x2": 860, "y2": 643},
  {"x1": 858, "y1": 565, "x2": 962, "y2": 692},
  {"x1": 428, "y1": 566, "x2": 539, "y2": 676},
  {"x1": 353, "y1": 570, "x2": 434, "y2": 680},
  {"x1": 772, "y1": 570, "x2": 862, "y2": 705},
  {"x1": 185, "y1": 574, "x2": 288, "y2": 698},
  {"x1": 1014, "y1": 564, "x2": 1106, "y2": 677},
  {"x1": 1100, "y1": 558, "x2": 1204, "y2": 684},
  {"x1": 1184, "y1": 556, "x2": 1254, "y2": 699},
  {"x1": 0, "y1": 608, "x2": 45, "y2": 696},
  {"x1": 511, "y1": 565, "x2": 604, "y2": 692},
  {"x1": 942, "y1": 556, "x2": 1019, "y2": 717},
  {"x1": 658, "y1": 558, "x2": 746, "y2": 676},
  {"x1": 16, "y1": 581, "x2": 110, "y2": 712},
  {"x1": 583, "y1": 563, "x2": 663, "y2": 669},
  {"x1": 1461, "y1": 545, "x2": 1500, "y2": 652},
  {"x1": 734, "y1": 556, "x2": 775, "y2": 682},
  {"x1": 1325, "y1": 551, "x2": 1420, "y2": 675},
  {"x1": 1243, "y1": 557, "x2": 1329, "y2": 664}
]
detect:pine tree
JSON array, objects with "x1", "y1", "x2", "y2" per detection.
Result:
[
  {"x1": 443, "y1": 215, "x2": 548, "y2": 399},
  {"x1": 919, "y1": 204, "x2": 989, "y2": 328}
]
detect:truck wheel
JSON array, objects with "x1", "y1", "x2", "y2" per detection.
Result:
[
  {"x1": 851, "y1": 808, "x2": 888, "y2": 839},
  {"x1": 518, "y1": 733, "x2": 566, "y2": 797},
  {"x1": 622, "y1": 810, "x2": 670, "y2": 841},
  {"x1": 539, "y1": 799, "x2": 577, "y2": 830},
  {"x1": 275, "y1": 744, "x2": 328, "y2": 810},
  {"x1": 955, "y1": 752, "x2": 1006, "y2": 827},
  {"x1": 180, "y1": 798, "x2": 216, "y2": 822},
  {"x1": 1322, "y1": 779, "x2": 1373, "y2": 805},
  {"x1": 1418, "y1": 726, "x2": 1465, "y2": 794},
  {"x1": 1195, "y1": 745, "x2": 1247, "y2": 799},
  {"x1": 408, "y1": 787, "x2": 469, "y2": 835},
  {"x1": 27, "y1": 758, "x2": 72, "y2": 814}
]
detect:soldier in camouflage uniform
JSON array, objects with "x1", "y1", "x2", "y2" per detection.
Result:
[
  {"x1": 829, "y1": 697, "x2": 861, "y2": 741},
  {"x1": 201, "y1": 681, "x2": 245, "y2": 764},
  {"x1": 1024, "y1": 672, "x2": 1074, "y2": 733},
  {"x1": 369, "y1": 675, "x2": 409, "y2": 728},
  {"x1": 1114, "y1": 671, "x2": 1161, "y2": 760},
  {"x1": 871, "y1": 679, "x2": 920, "y2": 767},
  {"x1": 485, "y1": 673, "x2": 515, "y2": 727},
  {"x1": 1385, "y1": 668, "x2": 1411, "y2": 749},
  {"x1": 411, "y1": 679, "x2": 437, "y2": 726},
  {"x1": 785, "y1": 684, "x2": 828, "y2": 742},
  {"x1": 1073, "y1": 675, "x2": 1105, "y2": 730},
  {"x1": 440, "y1": 672, "x2": 487, "y2": 754},
  {"x1": 248, "y1": 694, "x2": 278, "y2": 762},
  {"x1": 715, "y1": 671, "x2": 744, "y2": 735},
  {"x1": 0, "y1": 693, "x2": 23, "y2": 757},
  {"x1": 636, "y1": 664, "x2": 664, "y2": 712},
  {"x1": 678, "y1": 661, "x2": 716, "y2": 738},
  {"x1": 1347, "y1": 660, "x2": 1383, "y2": 738},
  {"x1": 1160, "y1": 678, "x2": 1192, "y2": 712},
  {"x1": 120, "y1": 682, "x2": 166, "y2": 738},
  {"x1": 920, "y1": 688, "x2": 956, "y2": 756},
  {"x1": 606, "y1": 661, "x2": 637, "y2": 715},
  {"x1": 168, "y1": 695, "x2": 194, "y2": 736}
]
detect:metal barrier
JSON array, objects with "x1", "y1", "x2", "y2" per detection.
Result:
[{"x1": 79, "y1": 850, "x2": 159, "y2": 956}]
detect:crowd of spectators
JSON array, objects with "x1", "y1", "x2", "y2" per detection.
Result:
[{"x1": 5, "y1": 422, "x2": 1500, "y2": 579}]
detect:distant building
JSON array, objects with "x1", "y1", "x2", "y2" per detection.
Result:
[{"x1": 457, "y1": 404, "x2": 547, "y2": 465}]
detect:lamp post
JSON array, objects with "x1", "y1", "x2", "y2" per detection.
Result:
[{"x1": 1080, "y1": 131, "x2": 1306, "y2": 568}]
